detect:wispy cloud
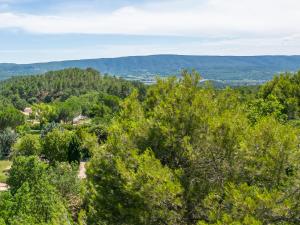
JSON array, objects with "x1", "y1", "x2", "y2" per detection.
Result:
[
  {"x1": 1, "y1": 0, "x2": 300, "y2": 63},
  {"x1": 1, "y1": 35, "x2": 300, "y2": 64},
  {"x1": 0, "y1": 0, "x2": 299, "y2": 38}
]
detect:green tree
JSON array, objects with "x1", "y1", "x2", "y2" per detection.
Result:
[
  {"x1": 0, "y1": 68, "x2": 145, "y2": 104},
  {"x1": 48, "y1": 162, "x2": 83, "y2": 219},
  {"x1": 86, "y1": 149, "x2": 184, "y2": 225},
  {"x1": 9, "y1": 179, "x2": 72, "y2": 225},
  {"x1": 198, "y1": 183, "x2": 300, "y2": 225},
  {"x1": 32, "y1": 103, "x2": 58, "y2": 126},
  {"x1": 98, "y1": 72, "x2": 251, "y2": 223},
  {"x1": 42, "y1": 129, "x2": 73, "y2": 163},
  {"x1": 75, "y1": 128, "x2": 98, "y2": 159},
  {"x1": 67, "y1": 134, "x2": 81, "y2": 163},
  {"x1": 0, "y1": 191, "x2": 14, "y2": 224},
  {"x1": 0, "y1": 128, "x2": 17, "y2": 159},
  {"x1": 259, "y1": 72, "x2": 300, "y2": 120},
  {"x1": 247, "y1": 95, "x2": 286, "y2": 123},
  {"x1": 12, "y1": 134, "x2": 41, "y2": 157},
  {"x1": 0, "y1": 106, "x2": 24, "y2": 130},
  {"x1": 240, "y1": 117, "x2": 300, "y2": 188},
  {"x1": 7, "y1": 156, "x2": 48, "y2": 194},
  {"x1": 56, "y1": 97, "x2": 82, "y2": 123},
  {"x1": 5, "y1": 156, "x2": 81, "y2": 224}
]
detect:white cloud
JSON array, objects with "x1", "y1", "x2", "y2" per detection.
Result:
[
  {"x1": 0, "y1": 0, "x2": 299, "y2": 38},
  {"x1": 1, "y1": 0, "x2": 300, "y2": 62}
]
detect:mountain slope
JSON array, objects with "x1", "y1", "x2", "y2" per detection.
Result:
[{"x1": 1, "y1": 55, "x2": 300, "y2": 82}]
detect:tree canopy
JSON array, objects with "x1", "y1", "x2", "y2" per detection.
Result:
[{"x1": 1, "y1": 69, "x2": 300, "y2": 225}]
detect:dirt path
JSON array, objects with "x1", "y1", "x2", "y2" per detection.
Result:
[
  {"x1": 78, "y1": 162, "x2": 87, "y2": 179},
  {"x1": 0, "y1": 164, "x2": 11, "y2": 192},
  {"x1": 0, "y1": 182, "x2": 8, "y2": 191}
]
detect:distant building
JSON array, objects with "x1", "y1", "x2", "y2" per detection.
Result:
[
  {"x1": 21, "y1": 107, "x2": 33, "y2": 116},
  {"x1": 73, "y1": 114, "x2": 88, "y2": 125}
]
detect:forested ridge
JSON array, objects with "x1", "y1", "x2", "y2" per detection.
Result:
[
  {"x1": 2, "y1": 55, "x2": 300, "y2": 82},
  {"x1": 1, "y1": 68, "x2": 300, "y2": 224},
  {"x1": 0, "y1": 68, "x2": 146, "y2": 109}
]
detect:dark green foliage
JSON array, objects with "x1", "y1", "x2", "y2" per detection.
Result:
[
  {"x1": 260, "y1": 71, "x2": 300, "y2": 120},
  {"x1": 0, "y1": 68, "x2": 145, "y2": 104},
  {"x1": 67, "y1": 135, "x2": 81, "y2": 163},
  {"x1": 56, "y1": 97, "x2": 82, "y2": 123},
  {"x1": 40, "y1": 122, "x2": 61, "y2": 138},
  {"x1": 4, "y1": 157, "x2": 83, "y2": 224},
  {"x1": 48, "y1": 162, "x2": 82, "y2": 202},
  {"x1": 48, "y1": 162, "x2": 83, "y2": 218},
  {"x1": 7, "y1": 156, "x2": 48, "y2": 194},
  {"x1": 42, "y1": 128, "x2": 91, "y2": 163},
  {"x1": 42, "y1": 128, "x2": 73, "y2": 163},
  {"x1": 86, "y1": 92, "x2": 120, "y2": 118},
  {"x1": 246, "y1": 95, "x2": 287, "y2": 123},
  {"x1": 10, "y1": 95, "x2": 27, "y2": 110},
  {"x1": 74, "y1": 128, "x2": 98, "y2": 159},
  {"x1": 8, "y1": 179, "x2": 71, "y2": 225},
  {"x1": 12, "y1": 134, "x2": 41, "y2": 157},
  {"x1": 53, "y1": 91, "x2": 120, "y2": 123},
  {"x1": 32, "y1": 91, "x2": 121, "y2": 125},
  {"x1": 0, "y1": 128, "x2": 17, "y2": 159},
  {"x1": 3, "y1": 157, "x2": 74, "y2": 225},
  {"x1": 2, "y1": 69, "x2": 300, "y2": 225},
  {"x1": 86, "y1": 149, "x2": 184, "y2": 225},
  {"x1": 0, "y1": 106, "x2": 24, "y2": 130},
  {"x1": 89, "y1": 124, "x2": 108, "y2": 144},
  {"x1": 199, "y1": 182, "x2": 300, "y2": 225},
  {"x1": 240, "y1": 117, "x2": 299, "y2": 188},
  {"x1": 83, "y1": 71, "x2": 300, "y2": 224}
]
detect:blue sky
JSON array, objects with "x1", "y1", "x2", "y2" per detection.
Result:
[{"x1": 0, "y1": 0, "x2": 300, "y2": 63}]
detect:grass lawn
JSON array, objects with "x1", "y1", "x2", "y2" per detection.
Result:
[{"x1": 0, "y1": 160, "x2": 12, "y2": 183}]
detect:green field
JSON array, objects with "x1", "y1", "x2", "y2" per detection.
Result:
[{"x1": 0, "y1": 160, "x2": 11, "y2": 183}]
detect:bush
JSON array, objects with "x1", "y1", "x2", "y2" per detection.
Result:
[
  {"x1": 0, "y1": 128, "x2": 17, "y2": 159},
  {"x1": 12, "y1": 134, "x2": 41, "y2": 157}
]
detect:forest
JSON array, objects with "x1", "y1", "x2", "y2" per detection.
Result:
[
  {"x1": 2, "y1": 55, "x2": 300, "y2": 82},
  {"x1": 0, "y1": 68, "x2": 300, "y2": 225}
]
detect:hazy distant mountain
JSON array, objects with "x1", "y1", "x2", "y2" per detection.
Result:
[{"x1": 1, "y1": 55, "x2": 300, "y2": 84}]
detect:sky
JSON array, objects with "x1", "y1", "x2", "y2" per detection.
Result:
[{"x1": 0, "y1": 0, "x2": 300, "y2": 63}]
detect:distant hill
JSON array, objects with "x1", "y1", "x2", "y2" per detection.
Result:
[
  {"x1": 1, "y1": 55, "x2": 300, "y2": 84},
  {"x1": 0, "y1": 68, "x2": 146, "y2": 108}
]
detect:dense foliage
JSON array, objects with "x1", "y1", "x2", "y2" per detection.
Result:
[
  {"x1": 0, "y1": 105, "x2": 24, "y2": 130},
  {"x1": 259, "y1": 71, "x2": 300, "y2": 120},
  {"x1": 1, "y1": 69, "x2": 300, "y2": 225},
  {"x1": 0, "y1": 68, "x2": 146, "y2": 106}
]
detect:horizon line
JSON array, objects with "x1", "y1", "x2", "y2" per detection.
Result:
[{"x1": 1, "y1": 54, "x2": 300, "y2": 65}]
